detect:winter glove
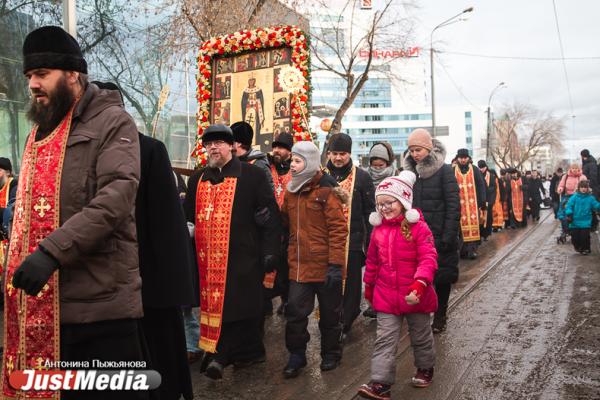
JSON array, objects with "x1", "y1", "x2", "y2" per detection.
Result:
[
  {"x1": 12, "y1": 248, "x2": 58, "y2": 296},
  {"x1": 364, "y1": 284, "x2": 374, "y2": 303},
  {"x1": 566, "y1": 215, "x2": 573, "y2": 224},
  {"x1": 323, "y1": 264, "x2": 342, "y2": 289},
  {"x1": 262, "y1": 255, "x2": 279, "y2": 273},
  {"x1": 254, "y1": 207, "x2": 271, "y2": 227},
  {"x1": 480, "y1": 203, "x2": 487, "y2": 211},
  {"x1": 406, "y1": 279, "x2": 427, "y2": 298}
]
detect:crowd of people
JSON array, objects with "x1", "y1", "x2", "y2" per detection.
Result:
[{"x1": 0, "y1": 25, "x2": 598, "y2": 400}]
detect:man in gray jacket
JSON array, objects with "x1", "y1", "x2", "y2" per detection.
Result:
[{"x1": 3, "y1": 26, "x2": 145, "y2": 399}]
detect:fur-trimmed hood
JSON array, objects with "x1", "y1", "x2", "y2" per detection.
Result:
[
  {"x1": 402, "y1": 138, "x2": 447, "y2": 179},
  {"x1": 332, "y1": 186, "x2": 351, "y2": 206}
]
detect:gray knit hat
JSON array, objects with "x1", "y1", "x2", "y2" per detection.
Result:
[{"x1": 369, "y1": 143, "x2": 391, "y2": 163}]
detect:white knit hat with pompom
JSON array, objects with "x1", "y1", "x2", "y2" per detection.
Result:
[{"x1": 370, "y1": 171, "x2": 420, "y2": 226}]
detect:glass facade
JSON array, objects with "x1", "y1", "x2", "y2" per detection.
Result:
[{"x1": 465, "y1": 111, "x2": 473, "y2": 152}]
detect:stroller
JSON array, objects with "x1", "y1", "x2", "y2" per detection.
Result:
[{"x1": 556, "y1": 194, "x2": 571, "y2": 244}]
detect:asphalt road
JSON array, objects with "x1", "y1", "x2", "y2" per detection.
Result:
[{"x1": 191, "y1": 210, "x2": 599, "y2": 399}]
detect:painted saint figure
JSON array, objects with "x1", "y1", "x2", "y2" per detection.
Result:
[{"x1": 241, "y1": 76, "x2": 265, "y2": 138}]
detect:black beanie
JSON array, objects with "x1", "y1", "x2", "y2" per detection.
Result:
[
  {"x1": 231, "y1": 121, "x2": 254, "y2": 147},
  {"x1": 272, "y1": 132, "x2": 294, "y2": 151},
  {"x1": 23, "y1": 26, "x2": 87, "y2": 74},
  {"x1": 581, "y1": 149, "x2": 590, "y2": 158},
  {"x1": 202, "y1": 124, "x2": 234, "y2": 145},
  {"x1": 477, "y1": 160, "x2": 487, "y2": 169},
  {"x1": 456, "y1": 148, "x2": 470, "y2": 159},
  {"x1": 329, "y1": 133, "x2": 352, "y2": 153},
  {"x1": 0, "y1": 157, "x2": 12, "y2": 172}
]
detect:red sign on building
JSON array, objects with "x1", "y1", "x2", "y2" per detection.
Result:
[{"x1": 359, "y1": 47, "x2": 420, "y2": 59}]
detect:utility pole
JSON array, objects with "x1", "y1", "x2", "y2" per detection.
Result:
[{"x1": 430, "y1": 7, "x2": 474, "y2": 137}]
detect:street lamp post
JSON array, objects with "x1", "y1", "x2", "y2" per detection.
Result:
[
  {"x1": 430, "y1": 6, "x2": 474, "y2": 137},
  {"x1": 486, "y1": 82, "x2": 506, "y2": 166}
]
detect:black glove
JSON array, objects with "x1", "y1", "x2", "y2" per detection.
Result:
[
  {"x1": 262, "y1": 255, "x2": 279, "y2": 273},
  {"x1": 12, "y1": 248, "x2": 58, "y2": 296},
  {"x1": 566, "y1": 215, "x2": 573, "y2": 224},
  {"x1": 254, "y1": 207, "x2": 271, "y2": 227},
  {"x1": 323, "y1": 264, "x2": 342, "y2": 289},
  {"x1": 481, "y1": 203, "x2": 487, "y2": 211}
]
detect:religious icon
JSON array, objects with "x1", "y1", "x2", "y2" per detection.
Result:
[
  {"x1": 236, "y1": 55, "x2": 250, "y2": 72},
  {"x1": 216, "y1": 58, "x2": 233, "y2": 75},
  {"x1": 273, "y1": 68, "x2": 284, "y2": 92},
  {"x1": 274, "y1": 96, "x2": 290, "y2": 119},
  {"x1": 273, "y1": 119, "x2": 291, "y2": 136},
  {"x1": 270, "y1": 48, "x2": 291, "y2": 67},
  {"x1": 214, "y1": 76, "x2": 231, "y2": 100},
  {"x1": 241, "y1": 75, "x2": 265, "y2": 137},
  {"x1": 213, "y1": 101, "x2": 231, "y2": 125},
  {"x1": 256, "y1": 52, "x2": 269, "y2": 69}
]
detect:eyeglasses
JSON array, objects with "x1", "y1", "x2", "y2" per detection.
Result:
[
  {"x1": 376, "y1": 200, "x2": 398, "y2": 210},
  {"x1": 204, "y1": 140, "x2": 227, "y2": 148}
]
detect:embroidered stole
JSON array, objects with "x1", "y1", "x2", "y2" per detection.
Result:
[
  {"x1": 195, "y1": 177, "x2": 237, "y2": 353},
  {"x1": 263, "y1": 164, "x2": 292, "y2": 289},
  {"x1": 455, "y1": 164, "x2": 480, "y2": 242},
  {"x1": 510, "y1": 178, "x2": 524, "y2": 222},
  {"x1": 0, "y1": 177, "x2": 14, "y2": 208},
  {"x1": 337, "y1": 166, "x2": 355, "y2": 285},
  {"x1": 492, "y1": 177, "x2": 504, "y2": 228},
  {"x1": 2, "y1": 108, "x2": 75, "y2": 400}
]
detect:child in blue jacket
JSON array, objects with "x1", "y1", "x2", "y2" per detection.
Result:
[{"x1": 565, "y1": 180, "x2": 600, "y2": 254}]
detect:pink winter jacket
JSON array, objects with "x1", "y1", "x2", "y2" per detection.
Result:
[
  {"x1": 557, "y1": 172, "x2": 587, "y2": 196},
  {"x1": 364, "y1": 212, "x2": 439, "y2": 315}
]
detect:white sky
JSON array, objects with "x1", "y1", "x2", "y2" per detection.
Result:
[{"x1": 410, "y1": 0, "x2": 600, "y2": 157}]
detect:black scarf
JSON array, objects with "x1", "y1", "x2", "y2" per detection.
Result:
[{"x1": 327, "y1": 159, "x2": 353, "y2": 183}]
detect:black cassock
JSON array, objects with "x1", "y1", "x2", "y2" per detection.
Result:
[
  {"x1": 136, "y1": 133, "x2": 195, "y2": 400},
  {"x1": 185, "y1": 157, "x2": 281, "y2": 364}
]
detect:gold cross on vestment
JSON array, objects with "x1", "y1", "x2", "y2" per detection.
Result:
[
  {"x1": 276, "y1": 184, "x2": 283, "y2": 197},
  {"x1": 34, "y1": 197, "x2": 51, "y2": 218},
  {"x1": 212, "y1": 290, "x2": 221, "y2": 303},
  {"x1": 204, "y1": 203, "x2": 214, "y2": 221},
  {"x1": 6, "y1": 356, "x2": 14, "y2": 374},
  {"x1": 34, "y1": 357, "x2": 46, "y2": 370}
]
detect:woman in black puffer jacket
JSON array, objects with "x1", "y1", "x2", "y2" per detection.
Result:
[{"x1": 402, "y1": 129, "x2": 460, "y2": 333}]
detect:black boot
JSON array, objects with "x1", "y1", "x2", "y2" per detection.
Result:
[
  {"x1": 320, "y1": 354, "x2": 341, "y2": 371},
  {"x1": 283, "y1": 353, "x2": 307, "y2": 379},
  {"x1": 205, "y1": 360, "x2": 225, "y2": 380},
  {"x1": 432, "y1": 314, "x2": 447, "y2": 334}
]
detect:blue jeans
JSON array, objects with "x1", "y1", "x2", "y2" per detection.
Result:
[{"x1": 182, "y1": 307, "x2": 201, "y2": 353}]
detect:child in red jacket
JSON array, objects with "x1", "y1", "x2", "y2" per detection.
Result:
[{"x1": 358, "y1": 171, "x2": 438, "y2": 400}]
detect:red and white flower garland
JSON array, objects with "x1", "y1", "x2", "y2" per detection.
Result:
[{"x1": 193, "y1": 25, "x2": 311, "y2": 165}]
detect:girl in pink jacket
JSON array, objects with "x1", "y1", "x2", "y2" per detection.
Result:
[{"x1": 358, "y1": 171, "x2": 438, "y2": 400}]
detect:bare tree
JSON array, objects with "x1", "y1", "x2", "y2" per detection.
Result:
[
  {"x1": 156, "y1": 0, "x2": 301, "y2": 57},
  {"x1": 491, "y1": 103, "x2": 565, "y2": 170},
  {"x1": 287, "y1": 0, "x2": 415, "y2": 160}
]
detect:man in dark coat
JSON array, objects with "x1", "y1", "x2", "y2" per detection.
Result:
[
  {"x1": 326, "y1": 133, "x2": 375, "y2": 335},
  {"x1": 231, "y1": 121, "x2": 274, "y2": 191},
  {"x1": 477, "y1": 160, "x2": 497, "y2": 239},
  {"x1": 136, "y1": 133, "x2": 195, "y2": 400},
  {"x1": 549, "y1": 167, "x2": 564, "y2": 218},
  {"x1": 581, "y1": 149, "x2": 599, "y2": 230},
  {"x1": 528, "y1": 170, "x2": 546, "y2": 221},
  {"x1": 454, "y1": 149, "x2": 486, "y2": 259},
  {"x1": 402, "y1": 129, "x2": 460, "y2": 333},
  {"x1": 93, "y1": 81, "x2": 195, "y2": 399},
  {"x1": 581, "y1": 149, "x2": 599, "y2": 198},
  {"x1": 185, "y1": 124, "x2": 281, "y2": 379}
]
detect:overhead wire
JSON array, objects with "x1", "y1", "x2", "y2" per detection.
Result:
[
  {"x1": 436, "y1": 50, "x2": 600, "y2": 62},
  {"x1": 551, "y1": 0, "x2": 576, "y2": 160}
]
